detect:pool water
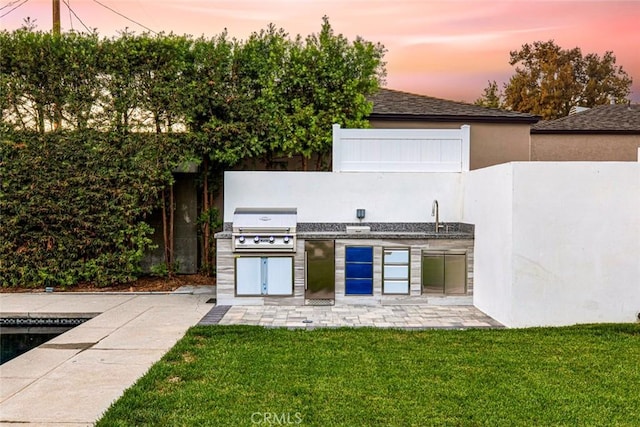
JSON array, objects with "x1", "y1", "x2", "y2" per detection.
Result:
[{"x1": 0, "y1": 326, "x2": 72, "y2": 365}]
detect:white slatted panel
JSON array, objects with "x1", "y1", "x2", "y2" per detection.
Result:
[{"x1": 332, "y1": 124, "x2": 470, "y2": 172}]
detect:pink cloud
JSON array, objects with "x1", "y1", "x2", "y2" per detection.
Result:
[{"x1": 1, "y1": 0, "x2": 638, "y2": 102}]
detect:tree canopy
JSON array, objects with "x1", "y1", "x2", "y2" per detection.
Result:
[
  {"x1": 0, "y1": 18, "x2": 385, "y2": 166},
  {"x1": 476, "y1": 40, "x2": 633, "y2": 120}
]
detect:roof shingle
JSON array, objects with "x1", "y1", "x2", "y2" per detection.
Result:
[
  {"x1": 369, "y1": 88, "x2": 538, "y2": 123},
  {"x1": 531, "y1": 104, "x2": 640, "y2": 134}
]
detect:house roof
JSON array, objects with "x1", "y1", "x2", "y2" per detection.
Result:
[
  {"x1": 531, "y1": 104, "x2": 640, "y2": 134},
  {"x1": 369, "y1": 88, "x2": 539, "y2": 124}
]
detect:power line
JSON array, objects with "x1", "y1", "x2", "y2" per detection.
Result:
[
  {"x1": 90, "y1": 0, "x2": 156, "y2": 34},
  {"x1": 66, "y1": 0, "x2": 73, "y2": 30},
  {"x1": 0, "y1": 0, "x2": 29, "y2": 18},
  {"x1": 62, "y1": 0, "x2": 92, "y2": 33},
  {"x1": 0, "y1": 0, "x2": 22, "y2": 11}
]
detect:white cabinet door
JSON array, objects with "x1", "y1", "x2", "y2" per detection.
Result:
[
  {"x1": 236, "y1": 257, "x2": 262, "y2": 295},
  {"x1": 266, "y1": 257, "x2": 293, "y2": 295}
]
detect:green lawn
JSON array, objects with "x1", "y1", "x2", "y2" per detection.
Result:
[{"x1": 97, "y1": 324, "x2": 640, "y2": 427}]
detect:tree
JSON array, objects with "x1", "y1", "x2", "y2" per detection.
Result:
[
  {"x1": 277, "y1": 17, "x2": 386, "y2": 170},
  {"x1": 229, "y1": 17, "x2": 386, "y2": 171},
  {"x1": 474, "y1": 80, "x2": 502, "y2": 108},
  {"x1": 482, "y1": 40, "x2": 633, "y2": 120},
  {"x1": 0, "y1": 29, "x2": 63, "y2": 132},
  {"x1": 231, "y1": 24, "x2": 290, "y2": 166},
  {"x1": 580, "y1": 51, "x2": 632, "y2": 107},
  {"x1": 181, "y1": 32, "x2": 238, "y2": 273}
]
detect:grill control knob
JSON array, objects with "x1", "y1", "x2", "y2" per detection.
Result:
[
  {"x1": 254, "y1": 236, "x2": 260, "y2": 243},
  {"x1": 238, "y1": 235, "x2": 245, "y2": 243},
  {"x1": 269, "y1": 236, "x2": 275, "y2": 243},
  {"x1": 283, "y1": 236, "x2": 290, "y2": 243}
]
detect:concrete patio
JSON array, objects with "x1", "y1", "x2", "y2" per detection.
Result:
[{"x1": 0, "y1": 291, "x2": 214, "y2": 426}]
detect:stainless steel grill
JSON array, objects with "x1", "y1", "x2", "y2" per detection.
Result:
[{"x1": 232, "y1": 208, "x2": 297, "y2": 252}]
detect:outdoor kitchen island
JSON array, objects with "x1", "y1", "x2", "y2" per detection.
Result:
[{"x1": 215, "y1": 218, "x2": 475, "y2": 306}]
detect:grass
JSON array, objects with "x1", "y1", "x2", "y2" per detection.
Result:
[{"x1": 97, "y1": 324, "x2": 640, "y2": 427}]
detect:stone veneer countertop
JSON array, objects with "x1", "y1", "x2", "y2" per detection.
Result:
[{"x1": 215, "y1": 222, "x2": 474, "y2": 240}]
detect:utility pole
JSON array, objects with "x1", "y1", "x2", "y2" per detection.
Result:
[{"x1": 53, "y1": 0, "x2": 61, "y2": 35}]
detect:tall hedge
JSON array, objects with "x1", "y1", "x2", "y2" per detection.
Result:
[
  {"x1": 0, "y1": 20, "x2": 386, "y2": 287},
  {"x1": 0, "y1": 130, "x2": 185, "y2": 287}
]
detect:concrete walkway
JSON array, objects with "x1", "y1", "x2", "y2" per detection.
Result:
[{"x1": 0, "y1": 292, "x2": 213, "y2": 426}]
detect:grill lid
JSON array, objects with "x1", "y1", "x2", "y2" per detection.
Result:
[{"x1": 232, "y1": 208, "x2": 297, "y2": 232}]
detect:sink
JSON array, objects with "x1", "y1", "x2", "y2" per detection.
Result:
[{"x1": 346, "y1": 226, "x2": 371, "y2": 234}]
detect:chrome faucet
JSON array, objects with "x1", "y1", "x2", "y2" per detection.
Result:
[{"x1": 431, "y1": 199, "x2": 439, "y2": 233}]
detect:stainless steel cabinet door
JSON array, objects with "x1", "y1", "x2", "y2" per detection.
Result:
[
  {"x1": 444, "y1": 254, "x2": 466, "y2": 295},
  {"x1": 422, "y1": 254, "x2": 445, "y2": 294},
  {"x1": 422, "y1": 251, "x2": 467, "y2": 295},
  {"x1": 305, "y1": 240, "x2": 335, "y2": 299}
]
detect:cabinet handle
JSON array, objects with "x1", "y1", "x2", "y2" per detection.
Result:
[{"x1": 304, "y1": 251, "x2": 308, "y2": 290}]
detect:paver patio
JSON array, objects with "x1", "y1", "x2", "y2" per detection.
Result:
[{"x1": 207, "y1": 304, "x2": 503, "y2": 329}]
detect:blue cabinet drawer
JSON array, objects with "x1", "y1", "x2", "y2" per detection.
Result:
[
  {"x1": 345, "y1": 279, "x2": 373, "y2": 295},
  {"x1": 345, "y1": 246, "x2": 373, "y2": 263},
  {"x1": 345, "y1": 263, "x2": 373, "y2": 279}
]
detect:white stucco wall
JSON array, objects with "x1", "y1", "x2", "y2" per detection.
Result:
[
  {"x1": 464, "y1": 162, "x2": 640, "y2": 327},
  {"x1": 510, "y1": 162, "x2": 640, "y2": 326},
  {"x1": 224, "y1": 171, "x2": 465, "y2": 223},
  {"x1": 463, "y1": 163, "x2": 514, "y2": 326}
]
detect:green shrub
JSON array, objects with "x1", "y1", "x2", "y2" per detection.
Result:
[{"x1": 0, "y1": 130, "x2": 174, "y2": 287}]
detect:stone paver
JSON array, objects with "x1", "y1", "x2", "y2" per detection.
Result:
[{"x1": 215, "y1": 304, "x2": 503, "y2": 329}]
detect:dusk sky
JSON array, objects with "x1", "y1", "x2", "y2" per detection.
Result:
[{"x1": 2, "y1": 0, "x2": 639, "y2": 103}]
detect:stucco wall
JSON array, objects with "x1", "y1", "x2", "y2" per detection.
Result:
[
  {"x1": 223, "y1": 171, "x2": 465, "y2": 223},
  {"x1": 510, "y1": 162, "x2": 640, "y2": 326},
  {"x1": 464, "y1": 162, "x2": 640, "y2": 327},
  {"x1": 369, "y1": 120, "x2": 531, "y2": 170},
  {"x1": 463, "y1": 163, "x2": 514, "y2": 326},
  {"x1": 531, "y1": 134, "x2": 640, "y2": 161}
]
